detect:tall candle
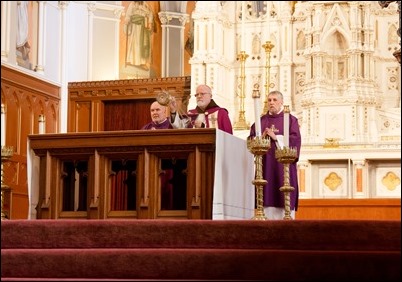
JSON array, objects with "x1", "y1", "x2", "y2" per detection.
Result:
[
  {"x1": 267, "y1": 4, "x2": 271, "y2": 41},
  {"x1": 254, "y1": 97, "x2": 261, "y2": 137},
  {"x1": 39, "y1": 114, "x2": 46, "y2": 134},
  {"x1": 241, "y1": 1, "x2": 246, "y2": 51},
  {"x1": 252, "y1": 84, "x2": 262, "y2": 137},
  {"x1": 284, "y1": 105, "x2": 290, "y2": 147},
  {"x1": 1, "y1": 104, "x2": 5, "y2": 146}
]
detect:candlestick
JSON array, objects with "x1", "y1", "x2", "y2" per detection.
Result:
[
  {"x1": 1, "y1": 146, "x2": 13, "y2": 220},
  {"x1": 275, "y1": 147, "x2": 297, "y2": 220},
  {"x1": 1, "y1": 104, "x2": 5, "y2": 147},
  {"x1": 233, "y1": 51, "x2": 249, "y2": 130},
  {"x1": 252, "y1": 84, "x2": 262, "y2": 137},
  {"x1": 262, "y1": 41, "x2": 274, "y2": 113},
  {"x1": 284, "y1": 105, "x2": 290, "y2": 147},
  {"x1": 247, "y1": 136, "x2": 270, "y2": 220},
  {"x1": 39, "y1": 114, "x2": 46, "y2": 134}
]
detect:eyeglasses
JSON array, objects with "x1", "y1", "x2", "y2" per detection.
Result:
[{"x1": 194, "y1": 92, "x2": 210, "y2": 98}]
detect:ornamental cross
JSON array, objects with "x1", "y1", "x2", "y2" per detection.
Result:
[
  {"x1": 270, "y1": 124, "x2": 279, "y2": 133},
  {"x1": 209, "y1": 115, "x2": 217, "y2": 128}
]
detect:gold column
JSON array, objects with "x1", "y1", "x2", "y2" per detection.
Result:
[
  {"x1": 233, "y1": 51, "x2": 249, "y2": 130},
  {"x1": 262, "y1": 41, "x2": 274, "y2": 113}
]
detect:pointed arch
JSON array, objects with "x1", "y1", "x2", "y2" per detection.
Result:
[{"x1": 322, "y1": 3, "x2": 352, "y2": 44}]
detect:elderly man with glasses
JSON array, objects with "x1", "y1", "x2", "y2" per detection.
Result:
[{"x1": 170, "y1": 84, "x2": 233, "y2": 134}]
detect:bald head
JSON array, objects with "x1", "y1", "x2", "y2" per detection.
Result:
[{"x1": 150, "y1": 101, "x2": 167, "y2": 124}]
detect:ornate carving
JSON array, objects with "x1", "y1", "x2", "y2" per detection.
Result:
[
  {"x1": 324, "y1": 172, "x2": 343, "y2": 191},
  {"x1": 379, "y1": 1, "x2": 401, "y2": 64},
  {"x1": 324, "y1": 138, "x2": 340, "y2": 148},
  {"x1": 58, "y1": 1, "x2": 70, "y2": 10},
  {"x1": 381, "y1": 171, "x2": 401, "y2": 190}
]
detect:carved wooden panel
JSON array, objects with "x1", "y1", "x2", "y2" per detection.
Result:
[
  {"x1": 1, "y1": 65, "x2": 60, "y2": 219},
  {"x1": 68, "y1": 76, "x2": 191, "y2": 132},
  {"x1": 29, "y1": 129, "x2": 216, "y2": 220}
]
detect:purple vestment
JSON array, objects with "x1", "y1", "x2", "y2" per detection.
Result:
[
  {"x1": 141, "y1": 119, "x2": 173, "y2": 130},
  {"x1": 249, "y1": 111, "x2": 302, "y2": 210},
  {"x1": 187, "y1": 100, "x2": 233, "y2": 134}
]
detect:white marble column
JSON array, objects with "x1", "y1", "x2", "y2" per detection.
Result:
[
  {"x1": 35, "y1": 1, "x2": 46, "y2": 74},
  {"x1": 158, "y1": 11, "x2": 189, "y2": 77},
  {"x1": 1, "y1": 1, "x2": 11, "y2": 61},
  {"x1": 59, "y1": 1, "x2": 69, "y2": 133},
  {"x1": 87, "y1": 2, "x2": 95, "y2": 80}
]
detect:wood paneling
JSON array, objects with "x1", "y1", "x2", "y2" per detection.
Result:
[
  {"x1": 1, "y1": 65, "x2": 60, "y2": 219},
  {"x1": 29, "y1": 129, "x2": 217, "y2": 219},
  {"x1": 68, "y1": 76, "x2": 191, "y2": 132},
  {"x1": 297, "y1": 198, "x2": 401, "y2": 220}
]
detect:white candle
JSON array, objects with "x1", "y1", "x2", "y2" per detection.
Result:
[
  {"x1": 39, "y1": 114, "x2": 46, "y2": 134},
  {"x1": 1, "y1": 104, "x2": 5, "y2": 146},
  {"x1": 252, "y1": 84, "x2": 262, "y2": 137},
  {"x1": 284, "y1": 105, "x2": 289, "y2": 147},
  {"x1": 241, "y1": 1, "x2": 246, "y2": 51},
  {"x1": 267, "y1": 6, "x2": 271, "y2": 41},
  {"x1": 254, "y1": 97, "x2": 261, "y2": 137}
]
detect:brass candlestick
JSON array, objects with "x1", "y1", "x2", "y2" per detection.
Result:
[
  {"x1": 1, "y1": 145, "x2": 14, "y2": 220},
  {"x1": 247, "y1": 136, "x2": 270, "y2": 220},
  {"x1": 262, "y1": 41, "x2": 274, "y2": 114},
  {"x1": 233, "y1": 51, "x2": 250, "y2": 130},
  {"x1": 275, "y1": 146, "x2": 297, "y2": 220}
]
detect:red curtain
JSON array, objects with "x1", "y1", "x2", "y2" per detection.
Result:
[{"x1": 110, "y1": 170, "x2": 128, "y2": 210}]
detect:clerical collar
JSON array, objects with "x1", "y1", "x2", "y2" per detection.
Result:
[
  {"x1": 154, "y1": 118, "x2": 168, "y2": 125},
  {"x1": 269, "y1": 106, "x2": 284, "y2": 115},
  {"x1": 195, "y1": 99, "x2": 219, "y2": 113}
]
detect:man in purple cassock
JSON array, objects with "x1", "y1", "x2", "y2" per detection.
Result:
[
  {"x1": 249, "y1": 90, "x2": 302, "y2": 219},
  {"x1": 141, "y1": 101, "x2": 173, "y2": 130},
  {"x1": 170, "y1": 84, "x2": 233, "y2": 134}
]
